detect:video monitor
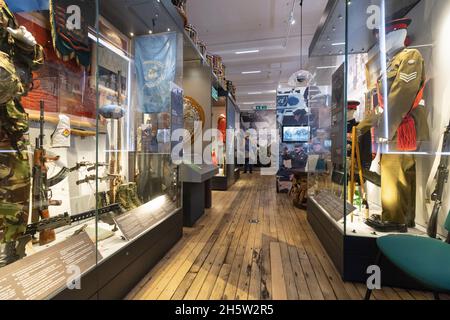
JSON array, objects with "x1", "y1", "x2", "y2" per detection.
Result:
[{"x1": 282, "y1": 126, "x2": 310, "y2": 143}]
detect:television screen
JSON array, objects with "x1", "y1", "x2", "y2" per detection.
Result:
[{"x1": 282, "y1": 126, "x2": 310, "y2": 143}]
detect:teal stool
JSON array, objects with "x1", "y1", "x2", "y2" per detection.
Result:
[{"x1": 365, "y1": 213, "x2": 450, "y2": 300}]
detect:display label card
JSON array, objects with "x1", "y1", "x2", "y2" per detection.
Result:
[
  {"x1": 313, "y1": 191, "x2": 357, "y2": 222},
  {"x1": 115, "y1": 197, "x2": 178, "y2": 241},
  {"x1": 115, "y1": 213, "x2": 146, "y2": 241},
  {"x1": 0, "y1": 232, "x2": 98, "y2": 300}
]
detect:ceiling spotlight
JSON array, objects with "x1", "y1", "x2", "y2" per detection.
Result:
[
  {"x1": 316, "y1": 65, "x2": 338, "y2": 69},
  {"x1": 242, "y1": 70, "x2": 262, "y2": 74},
  {"x1": 291, "y1": 19, "x2": 296, "y2": 25},
  {"x1": 167, "y1": 28, "x2": 171, "y2": 32},
  {"x1": 235, "y1": 49, "x2": 260, "y2": 55},
  {"x1": 130, "y1": 32, "x2": 134, "y2": 37},
  {"x1": 149, "y1": 30, "x2": 153, "y2": 34}
]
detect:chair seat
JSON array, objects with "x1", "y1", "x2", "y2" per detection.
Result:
[{"x1": 377, "y1": 235, "x2": 450, "y2": 292}]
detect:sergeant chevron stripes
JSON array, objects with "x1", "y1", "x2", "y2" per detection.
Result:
[{"x1": 399, "y1": 72, "x2": 418, "y2": 83}]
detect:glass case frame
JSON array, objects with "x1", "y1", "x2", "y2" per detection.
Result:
[
  {"x1": 0, "y1": 0, "x2": 186, "y2": 300},
  {"x1": 306, "y1": 0, "x2": 447, "y2": 286}
]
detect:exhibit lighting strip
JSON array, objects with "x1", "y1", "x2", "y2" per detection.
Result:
[
  {"x1": 235, "y1": 49, "x2": 260, "y2": 55},
  {"x1": 127, "y1": 58, "x2": 133, "y2": 151},
  {"x1": 242, "y1": 70, "x2": 262, "y2": 74},
  {"x1": 316, "y1": 65, "x2": 339, "y2": 69},
  {"x1": 409, "y1": 44, "x2": 434, "y2": 49},
  {"x1": 88, "y1": 32, "x2": 131, "y2": 62},
  {"x1": 386, "y1": 151, "x2": 429, "y2": 155},
  {"x1": 379, "y1": 0, "x2": 390, "y2": 141}
]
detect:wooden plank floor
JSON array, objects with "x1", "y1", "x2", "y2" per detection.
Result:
[{"x1": 126, "y1": 174, "x2": 436, "y2": 301}]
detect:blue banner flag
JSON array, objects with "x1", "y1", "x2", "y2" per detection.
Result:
[
  {"x1": 135, "y1": 33, "x2": 177, "y2": 113},
  {"x1": 6, "y1": 0, "x2": 49, "y2": 12}
]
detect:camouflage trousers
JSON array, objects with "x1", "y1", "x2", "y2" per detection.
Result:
[
  {"x1": 0, "y1": 101, "x2": 30, "y2": 243},
  {"x1": 0, "y1": 146, "x2": 30, "y2": 243}
]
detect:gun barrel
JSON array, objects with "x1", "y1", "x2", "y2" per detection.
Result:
[
  {"x1": 49, "y1": 200, "x2": 62, "y2": 206},
  {"x1": 39, "y1": 100, "x2": 45, "y2": 146}
]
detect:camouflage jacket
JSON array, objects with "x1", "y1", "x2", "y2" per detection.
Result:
[
  {"x1": 0, "y1": 0, "x2": 44, "y2": 73},
  {"x1": 0, "y1": 0, "x2": 44, "y2": 151}
]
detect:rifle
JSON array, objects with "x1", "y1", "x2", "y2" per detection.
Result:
[
  {"x1": 109, "y1": 71, "x2": 123, "y2": 203},
  {"x1": 47, "y1": 161, "x2": 94, "y2": 187},
  {"x1": 76, "y1": 174, "x2": 119, "y2": 186},
  {"x1": 31, "y1": 101, "x2": 61, "y2": 246},
  {"x1": 87, "y1": 163, "x2": 108, "y2": 172},
  {"x1": 16, "y1": 204, "x2": 123, "y2": 259},
  {"x1": 427, "y1": 122, "x2": 450, "y2": 238}
]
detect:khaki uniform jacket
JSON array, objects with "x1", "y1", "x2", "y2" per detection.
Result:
[{"x1": 358, "y1": 48, "x2": 429, "y2": 150}]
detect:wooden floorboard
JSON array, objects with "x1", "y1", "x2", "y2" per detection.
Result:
[{"x1": 128, "y1": 174, "x2": 438, "y2": 301}]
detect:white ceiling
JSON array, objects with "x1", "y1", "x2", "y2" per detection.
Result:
[{"x1": 186, "y1": 0, "x2": 328, "y2": 110}]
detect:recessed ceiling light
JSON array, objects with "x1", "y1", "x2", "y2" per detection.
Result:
[
  {"x1": 242, "y1": 70, "x2": 262, "y2": 74},
  {"x1": 167, "y1": 28, "x2": 171, "y2": 32},
  {"x1": 149, "y1": 30, "x2": 153, "y2": 34},
  {"x1": 316, "y1": 66, "x2": 338, "y2": 70},
  {"x1": 130, "y1": 32, "x2": 134, "y2": 37},
  {"x1": 235, "y1": 49, "x2": 260, "y2": 55}
]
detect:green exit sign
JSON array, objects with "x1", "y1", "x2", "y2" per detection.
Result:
[{"x1": 255, "y1": 105, "x2": 268, "y2": 111}]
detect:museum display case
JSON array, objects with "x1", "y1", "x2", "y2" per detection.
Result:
[
  {"x1": 0, "y1": 0, "x2": 186, "y2": 300},
  {"x1": 211, "y1": 88, "x2": 240, "y2": 191},
  {"x1": 306, "y1": 0, "x2": 450, "y2": 287},
  {"x1": 276, "y1": 80, "x2": 333, "y2": 204}
]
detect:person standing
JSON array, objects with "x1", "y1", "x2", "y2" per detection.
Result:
[{"x1": 244, "y1": 134, "x2": 257, "y2": 174}]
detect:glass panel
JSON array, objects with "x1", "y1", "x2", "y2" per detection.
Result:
[
  {"x1": 0, "y1": 0, "x2": 184, "y2": 299},
  {"x1": 297, "y1": 1, "x2": 347, "y2": 228},
  {"x1": 212, "y1": 95, "x2": 227, "y2": 176},
  {"x1": 95, "y1": 0, "x2": 183, "y2": 260},
  {"x1": 0, "y1": 1, "x2": 100, "y2": 298},
  {"x1": 345, "y1": 0, "x2": 445, "y2": 238}
]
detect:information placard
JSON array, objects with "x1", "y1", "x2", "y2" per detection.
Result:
[{"x1": 0, "y1": 232, "x2": 98, "y2": 300}]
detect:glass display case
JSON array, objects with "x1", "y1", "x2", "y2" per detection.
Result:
[
  {"x1": 0, "y1": 0, "x2": 185, "y2": 300},
  {"x1": 211, "y1": 88, "x2": 240, "y2": 190},
  {"x1": 307, "y1": 0, "x2": 448, "y2": 286}
]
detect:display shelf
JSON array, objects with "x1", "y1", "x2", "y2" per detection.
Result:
[
  {"x1": 183, "y1": 29, "x2": 209, "y2": 64},
  {"x1": 53, "y1": 209, "x2": 182, "y2": 300},
  {"x1": 179, "y1": 164, "x2": 218, "y2": 183},
  {"x1": 31, "y1": 195, "x2": 180, "y2": 261},
  {"x1": 309, "y1": 0, "x2": 422, "y2": 57},
  {"x1": 308, "y1": 196, "x2": 427, "y2": 288},
  {"x1": 311, "y1": 195, "x2": 427, "y2": 239}
]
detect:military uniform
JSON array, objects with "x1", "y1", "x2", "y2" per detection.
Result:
[
  {"x1": 0, "y1": 0, "x2": 44, "y2": 265},
  {"x1": 358, "y1": 42, "x2": 429, "y2": 226}
]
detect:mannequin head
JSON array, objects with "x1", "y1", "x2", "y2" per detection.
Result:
[
  {"x1": 347, "y1": 109, "x2": 357, "y2": 122},
  {"x1": 347, "y1": 101, "x2": 360, "y2": 121},
  {"x1": 385, "y1": 29, "x2": 408, "y2": 55}
]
